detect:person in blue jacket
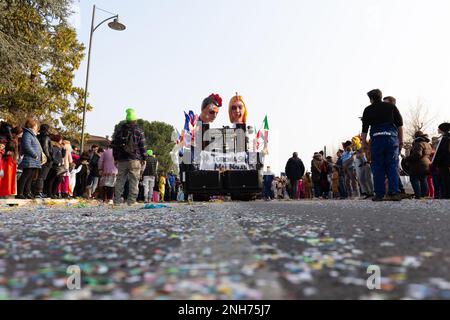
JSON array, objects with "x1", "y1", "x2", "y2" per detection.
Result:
[{"x1": 17, "y1": 118, "x2": 42, "y2": 199}]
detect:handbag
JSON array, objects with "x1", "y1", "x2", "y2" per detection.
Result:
[
  {"x1": 38, "y1": 141, "x2": 47, "y2": 166},
  {"x1": 55, "y1": 165, "x2": 68, "y2": 176}
]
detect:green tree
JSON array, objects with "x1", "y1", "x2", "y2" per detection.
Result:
[
  {"x1": 0, "y1": 0, "x2": 90, "y2": 141},
  {"x1": 114, "y1": 120, "x2": 176, "y2": 174}
]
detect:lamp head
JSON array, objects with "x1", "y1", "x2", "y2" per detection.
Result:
[{"x1": 108, "y1": 18, "x2": 126, "y2": 31}]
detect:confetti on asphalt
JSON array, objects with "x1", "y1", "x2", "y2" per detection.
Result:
[{"x1": 0, "y1": 199, "x2": 450, "y2": 299}]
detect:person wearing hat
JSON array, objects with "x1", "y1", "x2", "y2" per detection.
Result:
[
  {"x1": 142, "y1": 149, "x2": 158, "y2": 203},
  {"x1": 361, "y1": 89, "x2": 404, "y2": 201},
  {"x1": 406, "y1": 131, "x2": 432, "y2": 199},
  {"x1": 432, "y1": 122, "x2": 450, "y2": 199},
  {"x1": 112, "y1": 108, "x2": 147, "y2": 206}
]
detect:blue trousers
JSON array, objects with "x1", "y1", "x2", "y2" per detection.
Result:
[
  {"x1": 263, "y1": 182, "x2": 272, "y2": 199},
  {"x1": 370, "y1": 135, "x2": 400, "y2": 197},
  {"x1": 410, "y1": 175, "x2": 429, "y2": 198},
  {"x1": 339, "y1": 176, "x2": 348, "y2": 198}
]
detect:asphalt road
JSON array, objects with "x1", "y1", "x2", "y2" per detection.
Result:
[{"x1": 1, "y1": 199, "x2": 450, "y2": 300}]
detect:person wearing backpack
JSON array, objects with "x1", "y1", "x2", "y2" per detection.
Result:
[
  {"x1": 433, "y1": 123, "x2": 450, "y2": 199},
  {"x1": 112, "y1": 108, "x2": 147, "y2": 206}
]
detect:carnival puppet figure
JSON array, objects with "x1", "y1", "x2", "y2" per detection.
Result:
[
  {"x1": 199, "y1": 93, "x2": 222, "y2": 124},
  {"x1": 229, "y1": 93, "x2": 248, "y2": 125}
]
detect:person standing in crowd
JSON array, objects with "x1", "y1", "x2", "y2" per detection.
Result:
[
  {"x1": 98, "y1": 144, "x2": 118, "y2": 204},
  {"x1": 318, "y1": 156, "x2": 331, "y2": 199},
  {"x1": 302, "y1": 172, "x2": 313, "y2": 199},
  {"x1": 60, "y1": 140, "x2": 73, "y2": 198},
  {"x1": 45, "y1": 135, "x2": 65, "y2": 199},
  {"x1": 168, "y1": 170, "x2": 177, "y2": 201},
  {"x1": 353, "y1": 138, "x2": 374, "y2": 199},
  {"x1": 430, "y1": 137, "x2": 441, "y2": 199},
  {"x1": 75, "y1": 152, "x2": 90, "y2": 198},
  {"x1": 142, "y1": 149, "x2": 158, "y2": 203},
  {"x1": 71, "y1": 145, "x2": 80, "y2": 166},
  {"x1": 0, "y1": 141, "x2": 4, "y2": 191},
  {"x1": 406, "y1": 131, "x2": 432, "y2": 199},
  {"x1": 362, "y1": 89, "x2": 404, "y2": 201},
  {"x1": 331, "y1": 165, "x2": 340, "y2": 199},
  {"x1": 311, "y1": 152, "x2": 324, "y2": 198},
  {"x1": 325, "y1": 156, "x2": 334, "y2": 198},
  {"x1": 68, "y1": 162, "x2": 82, "y2": 198},
  {"x1": 88, "y1": 145, "x2": 99, "y2": 160},
  {"x1": 285, "y1": 152, "x2": 305, "y2": 200},
  {"x1": 383, "y1": 96, "x2": 407, "y2": 197},
  {"x1": 159, "y1": 172, "x2": 166, "y2": 202},
  {"x1": 335, "y1": 149, "x2": 348, "y2": 199},
  {"x1": 341, "y1": 143, "x2": 359, "y2": 198},
  {"x1": 0, "y1": 125, "x2": 22, "y2": 198},
  {"x1": 17, "y1": 118, "x2": 42, "y2": 199},
  {"x1": 263, "y1": 166, "x2": 275, "y2": 201},
  {"x1": 35, "y1": 124, "x2": 53, "y2": 198},
  {"x1": 112, "y1": 108, "x2": 147, "y2": 206},
  {"x1": 432, "y1": 123, "x2": 450, "y2": 199},
  {"x1": 88, "y1": 147, "x2": 103, "y2": 198}
]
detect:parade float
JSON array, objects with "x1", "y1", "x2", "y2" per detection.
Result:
[{"x1": 172, "y1": 93, "x2": 268, "y2": 201}]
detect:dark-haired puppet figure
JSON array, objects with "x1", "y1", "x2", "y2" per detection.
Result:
[
  {"x1": 196, "y1": 94, "x2": 222, "y2": 152},
  {"x1": 199, "y1": 93, "x2": 222, "y2": 124}
]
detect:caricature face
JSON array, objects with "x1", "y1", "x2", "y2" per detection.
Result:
[
  {"x1": 200, "y1": 104, "x2": 219, "y2": 124},
  {"x1": 230, "y1": 101, "x2": 245, "y2": 124}
]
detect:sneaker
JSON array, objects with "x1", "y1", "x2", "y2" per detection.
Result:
[{"x1": 15, "y1": 195, "x2": 26, "y2": 200}]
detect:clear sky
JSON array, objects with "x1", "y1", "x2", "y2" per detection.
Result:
[{"x1": 72, "y1": 0, "x2": 450, "y2": 174}]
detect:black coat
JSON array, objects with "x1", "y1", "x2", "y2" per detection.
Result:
[
  {"x1": 285, "y1": 157, "x2": 305, "y2": 181},
  {"x1": 37, "y1": 132, "x2": 53, "y2": 163},
  {"x1": 433, "y1": 133, "x2": 450, "y2": 167}
]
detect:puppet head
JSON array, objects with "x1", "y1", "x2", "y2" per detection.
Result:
[
  {"x1": 199, "y1": 94, "x2": 222, "y2": 124},
  {"x1": 228, "y1": 93, "x2": 248, "y2": 124}
]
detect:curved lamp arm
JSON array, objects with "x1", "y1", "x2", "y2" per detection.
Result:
[{"x1": 93, "y1": 15, "x2": 118, "y2": 33}]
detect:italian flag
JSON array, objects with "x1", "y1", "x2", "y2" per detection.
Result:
[{"x1": 256, "y1": 115, "x2": 270, "y2": 154}]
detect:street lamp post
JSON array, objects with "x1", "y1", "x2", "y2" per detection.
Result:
[{"x1": 80, "y1": 5, "x2": 126, "y2": 153}]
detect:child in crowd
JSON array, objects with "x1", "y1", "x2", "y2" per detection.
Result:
[
  {"x1": 59, "y1": 140, "x2": 73, "y2": 198},
  {"x1": 75, "y1": 153, "x2": 90, "y2": 198},
  {"x1": 332, "y1": 166, "x2": 340, "y2": 199},
  {"x1": 98, "y1": 145, "x2": 118, "y2": 204},
  {"x1": 159, "y1": 172, "x2": 166, "y2": 202},
  {"x1": 303, "y1": 172, "x2": 313, "y2": 199},
  {"x1": 68, "y1": 162, "x2": 82, "y2": 197}
]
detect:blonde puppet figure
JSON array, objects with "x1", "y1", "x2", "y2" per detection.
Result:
[{"x1": 229, "y1": 93, "x2": 248, "y2": 125}]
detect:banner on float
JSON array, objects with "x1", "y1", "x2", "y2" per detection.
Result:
[{"x1": 199, "y1": 151, "x2": 249, "y2": 171}]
